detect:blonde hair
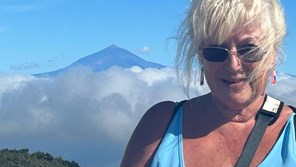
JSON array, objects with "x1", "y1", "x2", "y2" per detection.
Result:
[{"x1": 176, "y1": 0, "x2": 286, "y2": 94}]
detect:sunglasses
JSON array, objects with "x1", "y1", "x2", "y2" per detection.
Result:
[{"x1": 201, "y1": 44, "x2": 264, "y2": 63}]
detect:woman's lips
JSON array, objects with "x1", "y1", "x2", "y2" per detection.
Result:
[{"x1": 221, "y1": 78, "x2": 246, "y2": 88}]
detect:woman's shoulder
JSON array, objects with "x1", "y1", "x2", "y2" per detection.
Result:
[
  {"x1": 133, "y1": 101, "x2": 179, "y2": 139},
  {"x1": 121, "y1": 95, "x2": 209, "y2": 166},
  {"x1": 120, "y1": 100, "x2": 179, "y2": 167},
  {"x1": 144, "y1": 100, "x2": 177, "y2": 121}
]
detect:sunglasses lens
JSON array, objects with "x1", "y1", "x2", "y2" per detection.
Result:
[
  {"x1": 237, "y1": 47, "x2": 263, "y2": 63},
  {"x1": 202, "y1": 48, "x2": 228, "y2": 62}
]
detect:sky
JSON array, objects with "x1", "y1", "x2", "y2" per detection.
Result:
[
  {"x1": 0, "y1": 0, "x2": 187, "y2": 74},
  {"x1": 0, "y1": 0, "x2": 295, "y2": 75},
  {"x1": 0, "y1": 1, "x2": 295, "y2": 167}
]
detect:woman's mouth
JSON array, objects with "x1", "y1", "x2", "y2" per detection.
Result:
[{"x1": 221, "y1": 78, "x2": 246, "y2": 88}]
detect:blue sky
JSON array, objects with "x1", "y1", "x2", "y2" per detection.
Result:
[{"x1": 0, "y1": 0, "x2": 295, "y2": 75}]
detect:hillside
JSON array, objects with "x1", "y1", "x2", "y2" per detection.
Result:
[{"x1": 0, "y1": 149, "x2": 80, "y2": 167}]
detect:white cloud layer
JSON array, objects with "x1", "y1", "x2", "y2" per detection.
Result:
[{"x1": 0, "y1": 67, "x2": 295, "y2": 167}]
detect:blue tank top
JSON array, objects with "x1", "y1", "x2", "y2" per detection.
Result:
[{"x1": 150, "y1": 106, "x2": 296, "y2": 167}]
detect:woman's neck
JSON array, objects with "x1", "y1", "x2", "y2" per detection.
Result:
[{"x1": 207, "y1": 93, "x2": 265, "y2": 124}]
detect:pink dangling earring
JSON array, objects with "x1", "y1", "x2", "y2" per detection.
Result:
[
  {"x1": 200, "y1": 66, "x2": 204, "y2": 86},
  {"x1": 271, "y1": 70, "x2": 277, "y2": 85}
]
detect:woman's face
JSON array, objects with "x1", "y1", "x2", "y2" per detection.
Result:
[{"x1": 202, "y1": 29, "x2": 270, "y2": 109}]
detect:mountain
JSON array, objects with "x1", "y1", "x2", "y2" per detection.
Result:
[{"x1": 34, "y1": 45, "x2": 166, "y2": 77}]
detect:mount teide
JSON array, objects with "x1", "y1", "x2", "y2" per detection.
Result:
[{"x1": 34, "y1": 45, "x2": 166, "y2": 77}]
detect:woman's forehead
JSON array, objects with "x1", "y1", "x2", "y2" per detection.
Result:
[
  {"x1": 230, "y1": 25, "x2": 262, "y2": 38},
  {"x1": 206, "y1": 27, "x2": 263, "y2": 46},
  {"x1": 227, "y1": 29, "x2": 261, "y2": 42}
]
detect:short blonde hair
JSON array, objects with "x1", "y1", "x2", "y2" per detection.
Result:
[{"x1": 176, "y1": 0, "x2": 286, "y2": 94}]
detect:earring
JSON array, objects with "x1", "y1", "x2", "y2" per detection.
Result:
[
  {"x1": 271, "y1": 70, "x2": 277, "y2": 85},
  {"x1": 200, "y1": 66, "x2": 204, "y2": 86}
]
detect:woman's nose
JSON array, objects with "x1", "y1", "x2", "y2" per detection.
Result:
[{"x1": 224, "y1": 48, "x2": 242, "y2": 72}]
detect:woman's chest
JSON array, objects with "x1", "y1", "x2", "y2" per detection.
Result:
[{"x1": 182, "y1": 131, "x2": 278, "y2": 167}]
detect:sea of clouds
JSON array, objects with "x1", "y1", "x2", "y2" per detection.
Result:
[{"x1": 0, "y1": 66, "x2": 295, "y2": 167}]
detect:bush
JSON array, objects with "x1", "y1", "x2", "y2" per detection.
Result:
[{"x1": 0, "y1": 148, "x2": 80, "y2": 167}]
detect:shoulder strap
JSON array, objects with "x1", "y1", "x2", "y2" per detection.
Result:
[
  {"x1": 152, "y1": 100, "x2": 187, "y2": 155},
  {"x1": 288, "y1": 105, "x2": 296, "y2": 140},
  {"x1": 235, "y1": 95, "x2": 284, "y2": 167},
  {"x1": 290, "y1": 106, "x2": 296, "y2": 113},
  {"x1": 171, "y1": 100, "x2": 187, "y2": 120},
  {"x1": 289, "y1": 105, "x2": 296, "y2": 117}
]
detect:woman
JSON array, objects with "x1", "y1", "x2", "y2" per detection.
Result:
[{"x1": 121, "y1": 0, "x2": 296, "y2": 166}]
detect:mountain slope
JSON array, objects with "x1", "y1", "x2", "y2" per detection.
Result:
[{"x1": 34, "y1": 45, "x2": 165, "y2": 77}]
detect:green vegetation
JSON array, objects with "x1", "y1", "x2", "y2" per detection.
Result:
[{"x1": 0, "y1": 149, "x2": 80, "y2": 167}]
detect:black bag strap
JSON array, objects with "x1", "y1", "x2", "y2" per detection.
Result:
[{"x1": 235, "y1": 95, "x2": 284, "y2": 167}]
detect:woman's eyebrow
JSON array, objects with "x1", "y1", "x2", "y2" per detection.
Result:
[{"x1": 239, "y1": 35, "x2": 259, "y2": 42}]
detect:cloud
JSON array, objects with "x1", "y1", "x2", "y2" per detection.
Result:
[
  {"x1": 0, "y1": 67, "x2": 295, "y2": 167},
  {"x1": 10, "y1": 63, "x2": 40, "y2": 71},
  {"x1": 0, "y1": 0, "x2": 66, "y2": 13},
  {"x1": 0, "y1": 66, "x2": 195, "y2": 166},
  {"x1": 135, "y1": 46, "x2": 151, "y2": 55},
  {"x1": 3, "y1": 4, "x2": 44, "y2": 12}
]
